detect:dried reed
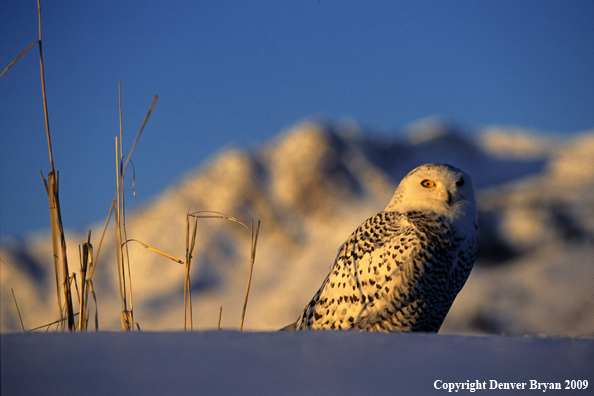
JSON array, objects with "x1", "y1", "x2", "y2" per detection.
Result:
[
  {"x1": 240, "y1": 219, "x2": 260, "y2": 331},
  {"x1": 91, "y1": 85, "x2": 158, "y2": 331},
  {"x1": 128, "y1": 210, "x2": 262, "y2": 331},
  {"x1": 11, "y1": 289, "x2": 25, "y2": 332},
  {"x1": 0, "y1": 40, "x2": 38, "y2": 78},
  {"x1": 115, "y1": 136, "x2": 133, "y2": 330},
  {"x1": 184, "y1": 213, "x2": 199, "y2": 330},
  {"x1": 2, "y1": 2, "x2": 165, "y2": 333},
  {"x1": 125, "y1": 239, "x2": 184, "y2": 264},
  {"x1": 93, "y1": 93, "x2": 158, "y2": 268},
  {"x1": 77, "y1": 231, "x2": 98, "y2": 330},
  {"x1": 4, "y1": 2, "x2": 265, "y2": 333},
  {"x1": 189, "y1": 211, "x2": 261, "y2": 331},
  {"x1": 34, "y1": 0, "x2": 76, "y2": 331}
]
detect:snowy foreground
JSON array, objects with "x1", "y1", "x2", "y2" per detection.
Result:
[{"x1": 2, "y1": 331, "x2": 593, "y2": 395}]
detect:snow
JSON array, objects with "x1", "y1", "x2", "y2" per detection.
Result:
[{"x1": 2, "y1": 331, "x2": 593, "y2": 395}]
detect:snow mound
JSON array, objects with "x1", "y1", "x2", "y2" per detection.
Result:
[{"x1": 2, "y1": 331, "x2": 593, "y2": 396}]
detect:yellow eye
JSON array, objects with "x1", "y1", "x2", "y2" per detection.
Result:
[{"x1": 421, "y1": 179, "x2": 435, "y2": 188}]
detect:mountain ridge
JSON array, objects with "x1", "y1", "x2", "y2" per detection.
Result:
[{"x1": 2, "y1": 119, "x2": 593, "y2": 335}]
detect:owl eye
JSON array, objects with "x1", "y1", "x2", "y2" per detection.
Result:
[
  {"x1": 456, "y1": 178, "x2": 465, "y2": 187},
  {"x1": 421, "y1": 179, "x2": 435, "y2": 188}
]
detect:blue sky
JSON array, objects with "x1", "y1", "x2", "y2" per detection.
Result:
[{"x1": 1, "y1": 0, "x2": 593, "y2": 237}]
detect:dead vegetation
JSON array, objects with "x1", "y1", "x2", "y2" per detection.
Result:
[{"x1": 2, "y1": 0, "x2": 261, "y2": 333}]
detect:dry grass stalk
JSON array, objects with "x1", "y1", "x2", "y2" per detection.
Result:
[
  {"x1": 184, "y1": 213, "x2": 199, "y2": 330},
  {"x1": 41, "y1": 168, "x2": 75, "y2": 331},
  {"x1": 37, "y1": 0, "x2": 54, "y2": 173},
  {"x1": 0, "y1": 40, "x2": 38, "y2": 78},
  {"x1": 87, "y1": 282, "x2": 99, "y2": 330},
  {"x1": 41, "y1": 172, "x2": 63, "y2": 325},
  {"x1": 93, "y1": 202, "x2": 114, "y2": 269},
  {"x1": 190, "y1": 211, "x2": 251, "y2": 232},
  {"x1": 97, "y1": 87, "x2": 158, "y2": 331},
  {"x1": 28, "y1": 313, "x2": 80, "y2": 332},
  {"x1": 118, "y1": 210, "x2": 258, "y2": 331},
  {"x1": 3, "y1": 0, "x2": 101, "y2": 331},
  {"x1": 30, "y1": 0, "x2": 75, "y2": 332},
  {"x1": 125, "y1": 239, "x2": 184, "y2": 264},
  {"x1": 84, "y1": 89, "x2": 157, "y2": 332},
  {"x1": 77, "y1": 231, "x2": 98, "y2": 331},
  {"x1": 115, "y1": 136, "x2": 133, "y2": 330},
  {"x1": 93, "y1": 93, "x2": 158, "y2": 274},
  {"x1": 217, "y1": 306, "x2": 222, "y2": 330},
  {"x1": 117, "y1": 83, "x2": 135, "y2": 329},
  {"x1": 0, "y1": 0, "x2": 72, "y2": 332},
  {"x1": 189, "y1": 211, "x2": 260, "y2": 331},
  {"x1": 123, "y1": 210, "x2": 198, "y2": 331},
  {"x1": 78, "y1": 246, "x2": 87, "y2": 330},
  {"x1": 240, "y1": 219, "x2": 260, "y2": 331},
  {"x1": 11, "y1": 289, "x2": 25, "y2": 332},
  {"x1": 114, "y1": 82, "x2": 133, "y2": 330}
]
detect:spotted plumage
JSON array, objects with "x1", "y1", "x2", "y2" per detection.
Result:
[{"x1": 284, "y1": 163, "x2": 478, "y2": 332}]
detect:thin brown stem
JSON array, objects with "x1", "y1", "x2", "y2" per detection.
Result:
[
  {"x1": 37, "y1": 0, "x2": 53, "y2": 173},
  {"x1": 0, "y1": 40, "x2": 38, "y2": 78},
  {"x1": 11, "y1": 289, "x2": 25, "y2": 332},
  {"x1": 240, "y1": 219, "x2": 260, "y2": 331}
]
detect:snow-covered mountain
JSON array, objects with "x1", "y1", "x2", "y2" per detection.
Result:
[{"x1": 2, "y1": 118, "x2": 593, "y2": 336}]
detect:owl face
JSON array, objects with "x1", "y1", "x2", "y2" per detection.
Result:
[{"x1": 385, "y1": 163, "x2": 476, "y2": 220}]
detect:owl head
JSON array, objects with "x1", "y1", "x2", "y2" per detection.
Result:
[{"x1": 385, "y1": 163, "x2": 476, "y2": 221}]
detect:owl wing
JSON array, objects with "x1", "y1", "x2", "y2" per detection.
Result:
[{"x1": 292, "y1": 211, "x2": 417, "y2": 329}]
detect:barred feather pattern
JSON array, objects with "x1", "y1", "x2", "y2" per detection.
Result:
[{"x1": 287, "y1": 209, "x2": 478, "y2": 332}]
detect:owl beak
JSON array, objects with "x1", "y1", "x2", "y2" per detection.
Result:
[{"x1": 434, "y1": 187, "x2": 454, "y2": 206}]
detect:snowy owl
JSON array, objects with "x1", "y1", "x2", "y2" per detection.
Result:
[{"x1": 284, "y1": 163, "x2": 478, "y2": 332}]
